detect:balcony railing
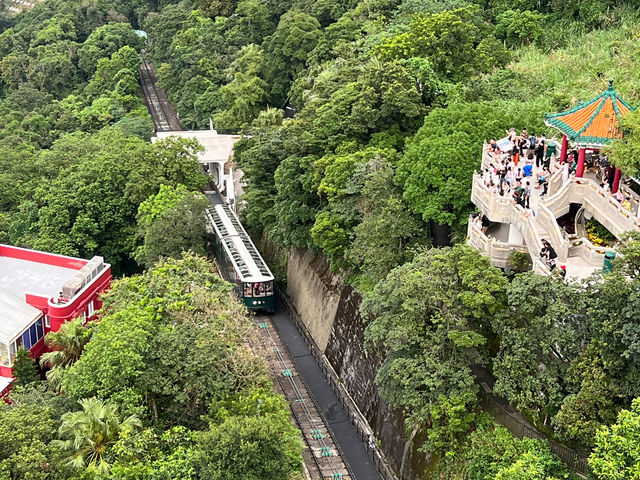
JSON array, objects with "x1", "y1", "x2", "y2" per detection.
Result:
[{"x1": 467, "y1": 220, "x2": 528, "y2": 269}]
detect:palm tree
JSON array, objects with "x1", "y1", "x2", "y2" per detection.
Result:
[
  {"x1": 39, "y1": 317, "x2": 92, "y2": 391},
  {"x1": 53, "y1": 397, "x2": 142, "y2": 475}
]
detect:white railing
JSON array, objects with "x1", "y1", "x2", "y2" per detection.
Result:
[
  {"x1": 467, "y1": 221, "x2": 528, "y2": 269},
  {"x1": 536, "y1": 203, "x2": 569, "y2": 262},
  {"x1": 471, "y1": 140, "x2": 635, "y2": 276},
  {"x1": 507, "y1": 205, "x2": 550, "y2": 275},
  {"x1": 543, "y1": 178, "x2": 638, "y2": 239},
  {"x1": 471, "y1": 174, "x2": 512, "y2": 223},
  {"x1": 568, "y1": 238, "x2": 615, "y2": 267}
]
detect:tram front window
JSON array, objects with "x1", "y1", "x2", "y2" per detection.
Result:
[
  {"x1": 253, "y1": 282, "x2": 265, "y2": 297},
  {"x1": 265, "y1": 281, "x2": 273, "y2": 295},
  {"x1": 244, "y1": 283, "x2": 252, "y2": 297}
]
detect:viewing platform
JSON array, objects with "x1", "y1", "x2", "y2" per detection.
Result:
[
  {"x1": 469, "y1": 81, "x2": 639, "y2": 279},
  {"x1": 470, "y1": 141, "x2": 639, "y2": 279}
]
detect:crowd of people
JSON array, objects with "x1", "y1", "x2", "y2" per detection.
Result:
[
  {"x1": 482, "y1": 128, "x2": 551, "y2": 209},
  {"x1": 481, "y1": 128, "x2": 631, "y2": 208},
  {"x1": 475, "y1": 127, "x2": 640, "y2": 278}
]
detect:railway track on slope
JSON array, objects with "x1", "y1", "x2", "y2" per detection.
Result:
[
  {"x1": 253, "y1": 314, "x2": 352, "y2": 480},
  {"x1": 139, "y1": 54, "x2": 181, "y2": 132}
]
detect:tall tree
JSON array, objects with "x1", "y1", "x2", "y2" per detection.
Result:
[
  {"x1": 262, "y1": 10, "x2": 321, "y2": 106},
  {"x1": 135, "y1": 184, "x2": 208, "y2": 268},
  {"x1": 40, "y1": 318, "x2": 93, "y2": 392},
  {"x1": 12, "y1": 347, "x2": 38, "y2": 387},
  {"x1": 361, "y1": 244, "x2": 507, "y2": 428},
  {"x1": 589, "y1": 397, "x2": 640, "y2": 480}
]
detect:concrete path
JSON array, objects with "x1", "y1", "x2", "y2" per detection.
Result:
[{"x1": 270, "y1": 304, "x2": 383, "y2": 480}]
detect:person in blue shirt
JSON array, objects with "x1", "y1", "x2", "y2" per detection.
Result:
[{"x1": 523, "y1": 162, "x2": 533, "y2": 177}]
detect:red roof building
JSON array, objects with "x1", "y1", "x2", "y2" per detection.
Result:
[{"x1": 0, "y1": 244, "x2": 111, "y2": 394}]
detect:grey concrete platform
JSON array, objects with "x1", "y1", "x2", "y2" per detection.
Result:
[{"x1": 0, "y1": 256, "x2": 79, "y2": 300}]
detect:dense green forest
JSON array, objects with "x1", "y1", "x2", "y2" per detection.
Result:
[
  {"x1": 2, "y1": 0, "x2": 640, "y2": 478},
  {"x1": 143, "y1": 0, "x2": 640, "y2": 477},
  {"x1": 6, "y1": 254, "x2": 303, "y2": 479}
]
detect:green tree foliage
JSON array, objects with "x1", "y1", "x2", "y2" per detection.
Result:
[
  {"x1": 495, "y1": 9, "x2": 545, "y2": 47},
  {"x1": 489, "y1": 235, "x2": 640, "y2": 445},
  {"x1": 464, "y1": 424, "x2": 573, "y2": 480},
  {"x1": 604, "y1": 109, "x2": 640, "y2": 178},
  {"x1": 213, "y1": 44, "x2": 270, "y2": 130},
  {"x1": 61, "y1": 254, "x2": 269, "y2": 425},
  {"x1": 347, "y1": 162, "x2": 426, "y2": 290},
  {"x1": 8, "y1": 131, "x2": 206, "y2": 274},
  {"x1": 12, "y1": 347, "x2": 39, "y2": 387},
  {"x1": 135, "y1": 184, "x2": 208, "y2": 267},
  {"x1": 374, "y1": 6, "x2": 507, "y2": 80},
  {"x1": 262, "y1": 10, "x2": 321, "y2": 106},
  {"x1": 270, "y1": 154, "x2": 320, "y2": 248},
  {"x1": 397, "y1": 100, "x2": 546, "y2": 237},
  {"x1": 54, "y1": 397, "x2": 142, "y2": 475},
  {"x1": 589, "y1": 397, "x2": 640, "y2": 480},
  {"x1": 234, "y1": 125, "x2": 291, "y2": 232},
  {"x1": 361, "y1": 244, "x2": 507, "y2": 428},
  {"x1": 40, "y1": 317, "x2": 93, "y2": 392},
  {"x1": 0, "y1": 404, "x2": 61, "y2": 480},
  {"x1": 197, "y1": 389, "x2": 303, "y2": 480},
  {"x1": 77, "y1": 22, "x2": 142, "y2": 76},
  {"x1": 490, "y1": 273, "x2": 587, "y2": 426}
]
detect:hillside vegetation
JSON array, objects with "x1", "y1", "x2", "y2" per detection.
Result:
[{"x1": 2, "y1": 0, "x2": 640, "y2": 479}]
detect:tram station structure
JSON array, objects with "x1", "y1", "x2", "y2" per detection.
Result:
[
  {"x1": 469, "y1": 80, "x2": 639, "y2": 278},
  {"x1": 152, "y1": 128, "x2": 242, "y2": 205},
  {"x1": 0, "y1": 244, "x2": 111, "y2": 394}
]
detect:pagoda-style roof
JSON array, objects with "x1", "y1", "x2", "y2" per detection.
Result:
[{"x1": 544, "y1": 80, "x2": 635, "y2": 148}]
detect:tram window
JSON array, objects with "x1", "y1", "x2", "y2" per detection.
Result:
[
  {"x1": 244, "y1": 283, "x2": 252, "y2": 297},
  {"x1": 253, "y1": 282, "x2": 265, "y2": 297},
  {"x1": 265, "y1": 281, "x2": 273, "y2": 295}
]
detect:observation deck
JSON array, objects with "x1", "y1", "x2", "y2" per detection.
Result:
[{"x1": 469, "y1": 144, "x2": 639, "y2": 279}]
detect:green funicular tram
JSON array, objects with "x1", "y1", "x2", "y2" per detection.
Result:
[{"x1": 207, "y1": 201, "x2": 276, "y2": 313}]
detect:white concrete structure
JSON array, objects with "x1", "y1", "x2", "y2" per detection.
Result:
[
  {"x1": 152, "y1": 129, "x2": 242, "y2": 205},
  {"x1": 469, "y1": 144, "x2": 638, "y2": 280}
]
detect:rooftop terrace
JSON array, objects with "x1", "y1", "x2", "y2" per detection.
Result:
[{"x1": 0, "y1": 255, "x2": 81, "y2": 301}]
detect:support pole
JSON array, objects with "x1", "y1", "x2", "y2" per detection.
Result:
[
  {"x1": 612, "y1": 168, "x2": 622, "y2": 193},
  {"x1": 576, "y1": 148, "x2": 585, "y2": 178},
  {"x1": 560, "y1": 135, "x2": 568, "y2": 163}
]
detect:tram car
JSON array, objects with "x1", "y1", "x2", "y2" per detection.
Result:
[{"x1": 206, "y1": 201, "x2": 276, "y2": 312}]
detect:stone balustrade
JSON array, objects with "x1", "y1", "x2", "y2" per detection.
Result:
[
  {"x1": 544, "y1": 177, "x2": 638, "y2": 239},
  {"x1": 471, "y1": 177, "x2": 549, "y2": 274},
  {"x1": 473, "y1": 140, "x2": 635, "y2": 276},
  {"x1": 467, "y1": 220, "x2": 528, "y2": 269}
]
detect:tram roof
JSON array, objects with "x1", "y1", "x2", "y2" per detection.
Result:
[{"x1": 207, "y1": 204, "x2": 274, "y2": 283}]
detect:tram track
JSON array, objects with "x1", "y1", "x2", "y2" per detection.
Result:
[
  {"x1": 139, "y1": 54, "x2": 181, "y2": 132},
  {"x1": 253, "y1": 313, "x2": 352, "y2": 480}
]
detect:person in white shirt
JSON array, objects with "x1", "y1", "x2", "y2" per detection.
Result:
[{"x1": 562, "y1": 162, "x2": 570, "y2": 184}]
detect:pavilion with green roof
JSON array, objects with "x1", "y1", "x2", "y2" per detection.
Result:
[{"x1": 544, "y1": 79, "x2": 635, "y2": 192}]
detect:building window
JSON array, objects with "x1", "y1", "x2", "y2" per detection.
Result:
[
  {"x1": 36, "y1": 318, "x2": 44, "y2": 340},
  {"x1": 87, "y1": 300, "x2": 94, "y2": 318},
  {"x1": 29, "y1": 324, "x2": 37, "y2": 346},
  {"x1": 45, "y1": 315, "x2": 50, "y2": 328},
  {"x1": 22, "y1": 330, "x2": 32, "y2": 350},
  {"x1": 9, "y1": 342, "x2": 16, "y2": 365},
  {"x1": 21, "y1": 317, "x2": 45, "y2": 351},
  {"x1": 82, "y1": 310, "x2": 87, "y2": 324}
]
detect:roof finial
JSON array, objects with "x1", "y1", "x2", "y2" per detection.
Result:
[{"x1": 608, "y1": 79, "x2": 614, "y2": 90}]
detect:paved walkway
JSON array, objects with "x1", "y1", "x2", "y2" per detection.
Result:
[{"x1": 269, "y1": 303, "x2": 382, "y2": 480}]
